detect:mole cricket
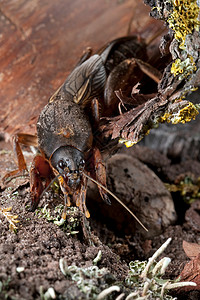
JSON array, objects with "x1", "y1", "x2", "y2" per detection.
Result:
[{"x1": 4, "y1": 36, "x2": 161, "y2": 231}]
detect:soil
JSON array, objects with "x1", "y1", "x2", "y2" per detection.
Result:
[
  {"x1": 1, "y1": 134, "x2": 200, "y2": 300},
  {"x1": 1, "y1": 1, "x2": 200, "y2": 300}
]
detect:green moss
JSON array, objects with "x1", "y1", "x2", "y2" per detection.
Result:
[
  {"x1": 125, "y1": 238, "x2": 196, "y2": 299},
  {"x1": 0, "y1": 277, "x2": 11, "y2": 299},
  {"x1": 59, "y1": 258, "x2": 113, "y2": 300},
  {"x1": 36, "y1": 204, "x2": 80, "y2": 235},
  {"x1": 58, "y1": 239, "x2": 196, "y2": 299}
]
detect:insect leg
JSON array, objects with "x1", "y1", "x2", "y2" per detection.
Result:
[
  {"x1": 91, "y1": 98, "x2": 101, "y2": 128},
  {"x1": 61, "y1": 194, "x2": 71, "y2": 220},
  {"x1": 29, "y1": 154, "x2": 52, "y2": 211},
  {"x1": 3, "y1": 133, "x2": 38, "y2": 182},
  {"x1": 74, "y1": 176, "x2": 90, "y2": 218},
  {"x1": 104, "y1": 58, "x2": 162, "y2": 115},
  {"x1": 92, "y1": 146, "x2": 111, "y2": 205},
  {"x1": 134, "y1": 58, "x2": 162, "y2": 83}
]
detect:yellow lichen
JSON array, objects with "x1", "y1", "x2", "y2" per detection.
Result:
[
  {"x1": 171, "y1": 56, "x2": 197, "y2": 79},
  {"x1": 168, "y1": 0, "x2": 200, "y2": 49},
  {"x1": 165, "y1": 176, "x2": 200, "y2": 204},
  {"x1": 119, "y1": 138, "x2": 135, "y2": 148},
  {"x1": 118, "y1": 130, "x2": 150, "y2": 148},
  {"x1": 161, "y1": 101, "x2": 199, "y2": 124},
  {"x1": 168, "y1": 0, "x2": 200, "y2": 77}
]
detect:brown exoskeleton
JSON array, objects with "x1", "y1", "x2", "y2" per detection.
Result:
[{"x1": 4, "y1": 36, "x2": 161, "y2": 230}]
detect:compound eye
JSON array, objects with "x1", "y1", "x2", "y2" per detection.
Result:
[
  {"x1": 79, "y1": 159, "x2": 85, "y2": 170},
  {"x1": 58, "y1": 159, "x2": 65, "y2": 170}
]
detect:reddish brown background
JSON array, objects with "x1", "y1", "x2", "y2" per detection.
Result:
[{"x1": 0, "y1": 0, "x2": 162, "y2": 139}]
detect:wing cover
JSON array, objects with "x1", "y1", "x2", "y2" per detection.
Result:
[{"x1": 64, "y1": 55, "x2": 107, "y2": 107}]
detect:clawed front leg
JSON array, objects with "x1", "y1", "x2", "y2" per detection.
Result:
[
  {"x1": 3, "y1": 133, "x2": 53, "y2": 211},
  {"x1": 29, "y1": 154, "x2": 53, "y2": 211},
  {"x1": 92, "y1": 146, "x2": 111, "y2": 205},
  {"x1": 74, "y1": 175, "x2": 90, "y2": 218},
  {"x1": 88, "y1": 98, "x2": 110, "y2": 205}
]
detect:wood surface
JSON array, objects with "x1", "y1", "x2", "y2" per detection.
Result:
[{"x1": 0, "y1": 0, "x2": 163, "y2": 140}]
